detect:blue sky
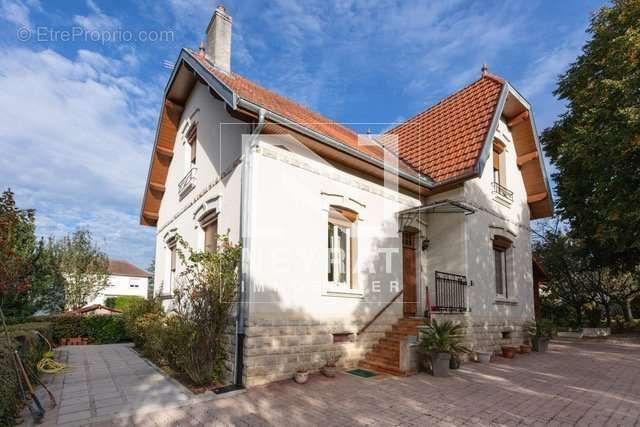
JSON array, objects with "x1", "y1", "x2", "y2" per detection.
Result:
[{"x1": 0, "y1": 0, "x2": 605, "y2": 269}]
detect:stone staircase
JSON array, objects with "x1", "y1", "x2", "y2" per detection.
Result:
[{"x1": 358, "y1": 317, "x2": 427, "y2": 375}]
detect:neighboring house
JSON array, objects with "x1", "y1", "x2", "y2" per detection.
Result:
[
  {"x1": 140, "y1": 5, "x2": 552, "y2": 386},
  {"x1": 86, "y1": 260, "x2": 150, "y2": 306}
]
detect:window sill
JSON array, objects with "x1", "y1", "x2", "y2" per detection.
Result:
[
  {"x1": 323, "y1": 286, "x2": 364, "y2": 298},
  {"x1": 494, "y1": 298, "x2": 518, "y2": 306}
]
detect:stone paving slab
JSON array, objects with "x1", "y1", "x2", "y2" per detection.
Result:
[
  {"x1": 25, "y1": 339, "x2": 640, "y2": 426},
  {"x1": 24, "y1": 344, "x2": 199, "y2": 427}
]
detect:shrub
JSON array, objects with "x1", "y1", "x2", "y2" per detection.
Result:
[
  {"x1": 137, "y1": 313, "x2": 165, "y2": 360},
  {"x1": 169, "y1": 234, "x2": 241, "y2": 386},
  {"x1": 83, "y1": 315, "x2": 127, "y2": 344},
  {"x1": 0, "y1": 322, "x2": 50, "y2": 425},
  {"x1": 51, "y1": 315, "x2": 86, "y2": 341},
  {"x1": 105, "y1": 296, "x2": 145, "y2": 311},
  {"x1": 124, "y1": 297, "x2": 163, "y2": 348}
]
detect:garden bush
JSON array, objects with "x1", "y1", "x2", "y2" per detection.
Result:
[
  {"x1": 0, "y1": 322, "x2": 50, "y2": 426},
  {"x1": 123, "y1": 297, "x2": 163, "y2": 348},
  {"x1": 22, "y1": 314, "x2": 128, "y2": 344},
  {"x1": 83, "y1": 315, "x2": 127, "y2": 344},
  {"x1": 105, "y1": 296, "x2": 145, "y2": 312}
]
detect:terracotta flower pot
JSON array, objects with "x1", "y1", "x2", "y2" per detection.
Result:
[
  {"x1": 501, "y1": 346, "x2": 517, "y2": 359},
  {"x1": 294, "y1": 371, "x2": 309, "y2": 384},
  {"x1": 321, "y1": 365, "x2": 337, "y2": 378},
  {"x1": 519, "y1": 344, "x2": 532, "y2": 354}
]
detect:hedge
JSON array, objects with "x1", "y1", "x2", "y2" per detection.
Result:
[
  {"x1": 104, "y1": 296, "x2": 144, "y2": 312},
  {"x1": 0, "y1": 322, "x2": 52, "y2": 426},
  {"x1": 17, "y1": 314, "x2": 128, "y2": 344}
]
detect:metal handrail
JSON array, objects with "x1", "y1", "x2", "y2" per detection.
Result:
[
  {"x1": 492, "y1": 181, "x2": 514, "y2": 202},
  {"x1": 357, "y1": 290, "x2": 403, "y2": 335}
]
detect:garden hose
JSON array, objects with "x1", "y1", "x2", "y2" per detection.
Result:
[{"x1": 37, "y1": 358, "x2": 72, "y2": 374}]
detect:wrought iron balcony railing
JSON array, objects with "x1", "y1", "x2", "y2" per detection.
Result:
[
  {"x1": 492, "y1": 181, "x2": 514, "y2": 202},
  {"x1": 428, "y1": 271, "x2": 471, "y2": 313},
  {"x1": 178, "y1": 167, "x2": 197, "y2": 197}
]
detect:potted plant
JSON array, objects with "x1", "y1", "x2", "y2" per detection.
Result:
[
  {"x1": 418, "y1": 320, "x2": 469, "y2": 377},
  {"x1": 501, "y1": 345, "x2": 517, "y2": 359},
  {"x1": 526, "y1": 320, "x2": 554, "y2": 352},
  {"x1": 294, "y1": 367, "x2": 309, "y2": 384},
  {"x1": 320, "y1": 351, "x2": 342, "y2": 377}
]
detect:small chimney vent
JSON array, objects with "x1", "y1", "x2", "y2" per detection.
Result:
[{"x1": 205, "y1": 5, "x2": 232, "y2": 73}]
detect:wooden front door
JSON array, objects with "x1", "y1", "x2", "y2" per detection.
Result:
[{"x1": 402, "y1": 231, "x2": 417, "y2": 317}]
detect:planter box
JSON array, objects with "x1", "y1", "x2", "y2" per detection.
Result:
[
  {"x1": 557, "y1": 331, "x2": 583, "y2": 338},
  {"x1": 582, "y1": 327, "x2": 611, "y2": 337}
]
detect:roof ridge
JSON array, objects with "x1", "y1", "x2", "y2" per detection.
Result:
[
  {"x1": 191, "y1": 49, "x2": 359, "y2": 138},
  {"x1": 386, "y1": 74, "x2": 505, "y2": 136}
]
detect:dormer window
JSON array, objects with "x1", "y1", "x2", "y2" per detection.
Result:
[
  {"x1": 493, "y1": 141, "x2": 505, "y2": 185},
  {"x1": 492, "y1": 141, "x2": 513, "y2": 203},
  {"x1": 186, "y1": 123, "x2": 197, "y2": 166}
]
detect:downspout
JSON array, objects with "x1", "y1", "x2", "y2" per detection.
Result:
[{"x1": 233, "y1": 107, "x2": 265, "y2": 390}]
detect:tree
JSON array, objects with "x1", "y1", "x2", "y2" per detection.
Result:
[
  {"x1": 57, "y1": 229, "x2": 109, "y2": 309},
  {"x1": 0, "y1": 189, "x2": 38, "y2": 317},
  {"x1": 147, "y1": 257, "x2": 155, "y2": 299},
  {"x1": 540, "y1": 0, "x2": 640, "y2": 270},
  {"x1": 534, "y1": 228, "x2": 595, "y2": 327},
  {"x1": 535, "y1": 224, "x2": 640, "y2": 326}
]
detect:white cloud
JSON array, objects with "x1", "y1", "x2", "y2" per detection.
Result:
[
  {"x1": 0, "y1": 0, "x2": 39, "y2": 27},
  {"x1": 73, "y1": 0, "x2": 121, "y2": 32},
  {"x1": 0, "y1": 47, "x2": 158, "y2": 267}
]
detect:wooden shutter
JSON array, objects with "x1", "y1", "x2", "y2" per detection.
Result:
[{"x1": 204, "y1": 220, "x2": 218, "y2": 253}]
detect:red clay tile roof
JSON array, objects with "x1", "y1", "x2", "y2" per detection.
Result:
[
  {"x1": 386, "y1": 75, "x2": 504, "y2": 182},
  {"x1": 193, "y1": 53, "x2": 397, "y2": 168},
  {"x1": 194, "y1": 51, "x2": 504, "y2": 184},
  {"x1": 108, "y1": 260, "x2": 150, "y2": 278}
]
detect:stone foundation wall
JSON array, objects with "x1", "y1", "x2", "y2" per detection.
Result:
[
  {"x1": 243, "y1": 303, "x2": 403, "y2": 386},
  {"x1": 430, "y1": 314, "x2": 531, "y2": 355}
]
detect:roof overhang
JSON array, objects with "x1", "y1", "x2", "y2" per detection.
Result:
[
  {"x1": 474, "y1": 82, "x2": 554, "y2": 220},
  {"x1": 140, "y1": 49, "x2": 434, "y2": 226}
]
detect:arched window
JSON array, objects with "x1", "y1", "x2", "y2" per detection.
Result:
[{"x1": 328, "y1": 206, "x2": 358, "y2": 288}]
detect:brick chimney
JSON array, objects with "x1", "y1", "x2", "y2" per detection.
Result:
[{"x1": 205, "y1": 5, "x2": 232, "y2": 73}]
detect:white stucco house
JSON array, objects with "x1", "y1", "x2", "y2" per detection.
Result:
[
  {"x1": 140, "y1": 5, "x2": 553, "y2": 386},
  {"x1": 86, "y1": 260, "x2": 150, "y2": 306}
]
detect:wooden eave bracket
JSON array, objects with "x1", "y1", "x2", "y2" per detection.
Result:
[
  {"x1": 527, "y1": 192, "x2": 548, "y2": 204},
  {"x1": 149, "y1": 181, "x2": 165, "y2": 192},
  {"x1": 507, "y1": 110, "x2": 529, "y2": 127},
  {"x1": 517, "y1": 150, "x2": 539, "y2": 166},
  {"x1": 156, "y1": 145, "x2": 173, "y2": 158}
]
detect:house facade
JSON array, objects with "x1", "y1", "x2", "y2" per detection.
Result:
[
  {"x1": 140, "y1": 6, "x2": 553, "y2": 386},
  {"x1": 86, "y1": 260, "x2": 150, "y2": 306}
]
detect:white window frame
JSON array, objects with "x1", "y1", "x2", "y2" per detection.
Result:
[
  {"x1": 494, "y1": 247, "x2": 508, "y2": 298},
  {"x1": 324, "y1": 205, "x2": 362, "y2": 297},
  {"x1": 328, "y1": 221, "x2": 352, "y2": 288}
]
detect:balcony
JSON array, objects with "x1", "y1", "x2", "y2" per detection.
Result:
[
  {"x1": 492, "y1": 181, "x2": 514, "y2": 203},
  {"x1": 427, "y1": 271, "x2": 471, "y2": 313},
  {"x1": 178, "y1": 167, "x2": 197, "y2": 198}
]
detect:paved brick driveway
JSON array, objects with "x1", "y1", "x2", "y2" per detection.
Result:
[{"x1": 37, "y1": 339, "x2": 640, "y2": 426}]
